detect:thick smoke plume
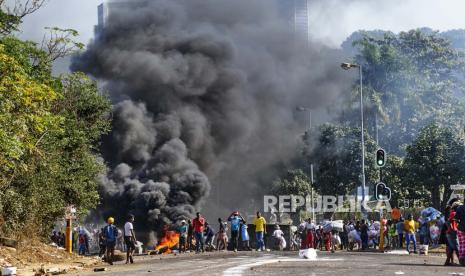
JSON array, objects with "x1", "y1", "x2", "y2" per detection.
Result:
[{"x1": 72, "y1": 0, "x2": 351, "y2": 239}]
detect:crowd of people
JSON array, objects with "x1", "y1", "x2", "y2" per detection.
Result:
[
  {"x1": 51, "y1": 227, "x2": 93, "y2": 256},
  {"x1": 50, "y1": 198, "x2": 465, "y2": 267},
  {"x1": 177, "y1": 211, "x2": 269, "y2": 253},
  {"x1": 50, "y1": 231, "x2": 66, "y2": 247},
  {"x1": 295, "y1": 198, "x2": 465, "y2": 266},
  {"x1": 295, "y1": 219, "x2": 339, "y2": 252},
  {"x1": 88, "y1": 210, "x2": 270, "y2": 265},
  {"x1": 50, "y1": 215, "x2": 138, "y2": 265}
]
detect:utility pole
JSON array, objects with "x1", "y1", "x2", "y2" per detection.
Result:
[
  {"x1": 65, "y1": 205, "x2": 76, "y2": 254},
  {"x1": 296, "y1": 106, "x2": 315, "y2": 222},
  {"x1": 341, "y1": 63, "x2": 367, "y2": 219},
  {"x1": 376, "y1": 112, "x2": 381, "y2": 182},
  {"x1": 375, "y1": 112, "x2": 379, "y2": 145},
  {"x1": 310, "y1": 164, "x2": 315, "y2": 222},
  {"x1": 359, "y1": 65, "x2": 367, "y2": 220},
  {"x1": 308, "y1": 110, "x2": 315, "y2": 222}
]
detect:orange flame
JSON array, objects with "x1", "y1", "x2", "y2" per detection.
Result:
[{"x1": 155, "y1": 230, "x2": 180, "y2": 254}]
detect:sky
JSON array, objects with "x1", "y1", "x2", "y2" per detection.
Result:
[{"x1": 15, "y1": 0, "x2": 465, "y2": 48}]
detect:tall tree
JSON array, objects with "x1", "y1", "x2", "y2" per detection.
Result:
[
  {"x1": 404, "y1": 123, "x2": 465, "y2": 210},
  {"x1": 0, "y1": 6, "x2": 111, "y2": 237},
  {"x1": 350, "y1": 30, "x2": 465, "y2": 155},
  {"x1": 309, "y1": 123, "x2": 379, "y2": 197},
  {"x1": 272, "y1": 169, "x2": 310, "y2": 223}
]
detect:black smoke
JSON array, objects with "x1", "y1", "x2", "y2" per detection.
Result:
[{"x1": 72, "y1": 0, "x2": 352, "y2": 242}]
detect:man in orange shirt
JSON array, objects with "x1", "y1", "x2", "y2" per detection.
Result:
[{"x1": 192, "y1": 212, "x2": 205, "y2": 253}]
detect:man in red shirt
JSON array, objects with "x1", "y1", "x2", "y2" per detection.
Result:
[
  {"x1": 445, "y1": 208, "x2": 459, "y2": 266},
  {"x1": 192, "y1": 212, "x2": 205, "y2": 253}
]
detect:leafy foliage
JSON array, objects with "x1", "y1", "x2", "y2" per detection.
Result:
[
  {"x1": 272, "y1": 169, "x2": 310, "y2": 197},
  {"x1": 272, "y1": 169, "x2": 310, "y2": 221},
  {"x1": 41, "y1": 27, "x2": 85, "y2": 62},
  {"x1": 276, "y1": 29, "x2": 465, "y2": 217},
  {"x1": 309, "y1": 124, "x2": 379, "y2": 197},
  {"x1": 0, "y1": 19, "x2": 111, "y2": 237},
  {"x1": 0, "y1": 9, "x2": 20, "y2": 35},
  {"x1": 404, "y1": 123, "x2": 465, "y2": 210},
  {"x1": 351, "y1": 30, "x2": 465, "y2": 155},
  {"x1": 0, "y1": 42, "x2": 60, "y2": 187}
]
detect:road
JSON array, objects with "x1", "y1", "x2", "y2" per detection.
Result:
[{"x1": 73, "y1": 250, "x2": 465, "y2": 276}]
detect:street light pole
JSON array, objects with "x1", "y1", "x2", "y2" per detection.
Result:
[
  {"x1": 310, "y1": 164, "x2": 315, "y2": 221},
  {"x1": 341, "y1": 63, "x2": 367, "y2": 219},
  {"x1": 359, "y1": 65, "x2": 367, "y2": 220},
  {"x1": 296, "y1": 106, "x2": 315, "y2": 222}
]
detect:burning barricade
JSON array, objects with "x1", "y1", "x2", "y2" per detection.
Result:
[{"x1": 148, "y1": 227, "x2": 180, "y2": 255}]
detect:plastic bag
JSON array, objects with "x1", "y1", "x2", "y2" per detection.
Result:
[
  {"x1": 348, "y1": 224, "x2": 355, "y2": 231},
  {"x1": 348, "y1": 230, "x2": 361, "y2": 242},
  {"x1": 323, "y1": 222, "x2": 332, "y2": 233},
  {"x1": 331, "y1": 220, "x2": 344, "y2": 232},
  {"x1": 135, "y1": 241, "x2": 143, "y2": 254},
  {"x1": 368, "y1": 230, "x2": 378, "y2": 239},
  {"x1": 280, "y1": 236, "x2": 287, "y2": 249},
  {"x1": 299, "y1": 248, "x2": 317, "y2": 259},
  {"x1": 421, "y1": 207, "x2": 442, "y2": 221}
]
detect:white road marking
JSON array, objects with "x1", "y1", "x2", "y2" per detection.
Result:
[{"x1": 222, "y1": 256, "x2": 344, "y2": 276}]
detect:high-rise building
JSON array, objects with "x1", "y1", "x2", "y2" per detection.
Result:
[
  {"x1": 95, "y1": 1, "x2": 108, "y2": 34},
  {"x1": 96, "y1": 0, "x2": 310, "y2": 41},
  {"x1": 95, "y1": 0, "x2": 145, "y2": 35},
  {"x1": 276, "y1": 0, "x2": 310, "y2": 42}
]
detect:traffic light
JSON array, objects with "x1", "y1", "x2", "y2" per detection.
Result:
[
  {"x1": 375, "y1": 182, "x2": 391, "y2": 201},
  {"x1": 376, "y1": 148, "x2": 386, "y2": 167}
]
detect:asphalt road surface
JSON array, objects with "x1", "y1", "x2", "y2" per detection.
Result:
[{"x1": 74, "y1": 250, "x2": 465, "y2": 276}]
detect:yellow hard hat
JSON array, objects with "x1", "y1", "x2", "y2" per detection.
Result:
[{"x1": 107, "y1": 217, "x2": 114, "y2": 224}]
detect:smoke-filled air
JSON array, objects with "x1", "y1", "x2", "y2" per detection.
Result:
[{"x1": 71, "y1": 0, "x2": 351, "y2": 242}]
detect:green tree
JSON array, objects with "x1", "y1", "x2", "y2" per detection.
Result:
[
  {"x1": 0, "y1": 41, "x2": 60, "y2": 188},
  {"x1": 0, "y1": 0, "x2": 46, "y2": 35},
  {"x1": 379, "y1": 155, "x2": 406, "y2": 208},
  {"x1": 272, "y1": 169, "x2": 310, "y2": 223},
  {"x1": 0, "y1": 8, "x2": 111, "y2": 237},
  {"x1": 350, "y1": 30, "x2": 465, "y2": 155},
  {"x1": 404, "y1": 123, "x2": 465, "y2": 210},
  {"x1": 0, "y1": 9, "x2": 20, "y2": 35},
  {"x1": 309, "y1": 123, "x2": 379, "y2": 198}
]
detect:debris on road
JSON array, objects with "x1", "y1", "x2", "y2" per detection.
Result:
[
  {"x1": 298, "y1": 249, "x2": 317, "y2": 260},
  {"x1": 33, "y1": 265, "x2": 67, "y2": 275},
  {"x1": 1, "y1": 266, "x2": 16, "y2": 276}
]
